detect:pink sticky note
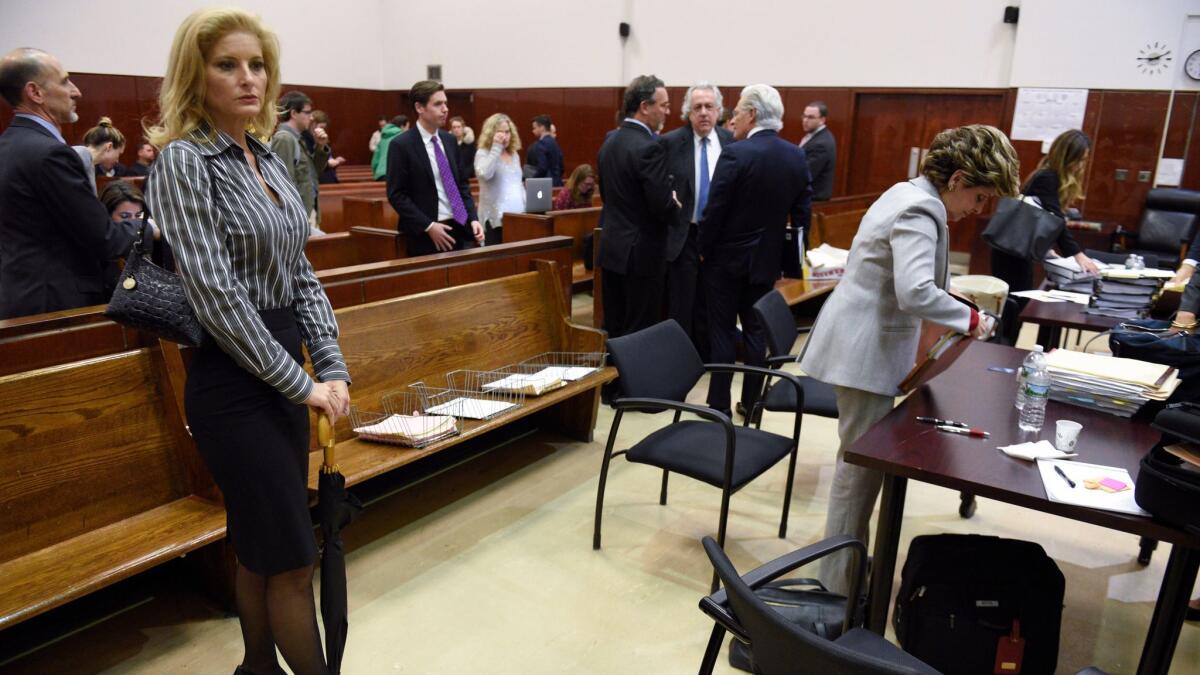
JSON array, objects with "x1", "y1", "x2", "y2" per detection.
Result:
[{"x1": 1098, "y1": 477, "x2": 1128, "y2": 493}]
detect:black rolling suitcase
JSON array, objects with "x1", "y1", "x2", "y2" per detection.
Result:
[{"x1": 893, "y1": 534, "x2": 1065, "y2": 675}]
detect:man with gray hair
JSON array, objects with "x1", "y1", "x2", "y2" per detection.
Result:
[
  {"x1": 698, "y1": 84, "x2": 812, "y2": 418},
  {"x1": 0, "y1": 48, "x2": 148, "y2": 319},
  {"x1": 659, "y1": 82, "x2": 734, "y2": 356}
]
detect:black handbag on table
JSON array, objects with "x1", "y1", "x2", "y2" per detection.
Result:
[
  {"x1": 104, "y1": 220, "x2": 203, "y2": 347},
  {"x1": 982, "y1": 196, "x2": 1066, "y2": 261},
  {"x1": 1138, "y1": 403, "x2": 1200, "y2": 534}
]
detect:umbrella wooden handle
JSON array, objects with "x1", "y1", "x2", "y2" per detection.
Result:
[{"x1": 318, "y1": 412, "x2": 336, "y2": 470}]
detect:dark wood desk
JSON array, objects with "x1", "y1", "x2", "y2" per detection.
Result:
[
  {"x1": 1018, "y1": 298, "x2": 1121, "y2": 349},
  {"x1": 844, "y1": 341, "x2": 1200, "y2": 675}
]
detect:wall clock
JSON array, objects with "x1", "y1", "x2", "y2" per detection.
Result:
[
  {"x1": 1137, "y1": 41, "x2": 1172, "y2": 75},
  {"x1": 1186, "y1": 49, "x2": 1200, "y2": 81}
]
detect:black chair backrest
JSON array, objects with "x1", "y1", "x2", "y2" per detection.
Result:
[
  {"x1": 607, "y1": 320, "x2": 705, "y2": 402},
  {"x1": 1084, "y1": 248, "x2": 1161, "y2": 269},
  {"x1": 1137, "y1": 188, "x2": 1200, "y2": 254},
  {"x1": 703, "y1": 538, "x2": 923, "y2": 675},
  {"x1": 753, "y1": 290, "x2": 796, "y2": 358}
]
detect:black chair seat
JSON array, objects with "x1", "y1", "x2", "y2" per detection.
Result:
[
  {"x1": 834, "y1": 628, "x2": 942, "y2": 675},
  {"x1": 763, "y1": 376, "x2": 838, "y2": 417},
  {"x1": 627, "y1": 420, "x2": 794, "y2": 491}
]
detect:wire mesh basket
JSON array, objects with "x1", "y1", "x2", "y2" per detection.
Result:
[
  {"x1": 409, "y1": 378, "x2": 523, "y2": 421},
  {"x1": 518, "y1": 352, "x2": 607, "y2": 383},
  {"x1": 348, "y1": 389, "x2": 460, "y2": 448}
]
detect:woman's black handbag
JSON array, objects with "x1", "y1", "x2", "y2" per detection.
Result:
[
  {"x1": 104, "y1": 221, "x2": 203, "y2": 347},
  {"x1": 982, "y1": 196, "x2": 1066, "y2": 261},
  {"x1": 1109, "y1": 319, "x2": 1200, "y2": 379}
]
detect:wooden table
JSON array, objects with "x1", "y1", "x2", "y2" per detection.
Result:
[
  {"x1": 1018, "y1": 298, "x2": 1122, "y2": 349},
  {"x1": 844, "y1": 341, "x2": 1200, "y2": 675}
]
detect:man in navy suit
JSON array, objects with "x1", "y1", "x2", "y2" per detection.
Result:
[
  {"x1": 527, "y1": 114, "x2": 564, "y2": 187},
  {"x1": 386, "y1": 79, "x2": 484, "y2": 257},
  {"x1": 699, "y1": 84, "x2": 812, "y2": 417},
  {"x1": 659, "y1": 82, "x2": 734, "y2": 357},
  {"x1": 0, "y1": 48, "x2": 147, "y2": 319}
]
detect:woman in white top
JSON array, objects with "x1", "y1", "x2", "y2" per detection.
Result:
[{"x1": 474, "y1": 113, "x2": 525, "y2": 246}]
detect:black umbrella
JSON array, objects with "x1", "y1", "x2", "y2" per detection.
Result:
[{"x1": 318, "y1": 413, "x2": 361, "y2": 675}]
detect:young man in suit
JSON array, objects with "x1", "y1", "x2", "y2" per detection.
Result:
[
  {"x1": 659, "y1": 82, "x2": 734, "y2": 357},
  {"x1": 699, "y1": 84, "x2": 812, "y2": 418},
  {"x1": 527, "y1": 114, "x2": 564, "y2": 187},
  {"x1": 0, "y1": 48, "x2": 150, "y2": 319},
  {"x1": 799, "y1": 101, "x2": 836, "y2": 202},
  {"x1": 597, "y1": 74, "x2": 679, "y2": 339},
  {"x1": 385, "y1": 80, "x2": 484, "y2": 257}
]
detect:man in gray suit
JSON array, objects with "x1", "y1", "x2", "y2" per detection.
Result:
[
  {"x1": 658, "y1": 82, "x2": 734, "y2": 355},
  {"x1": 799, "y1": 125, "x2": 1016, "y2": 593}
]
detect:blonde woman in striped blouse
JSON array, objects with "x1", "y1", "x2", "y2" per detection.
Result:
[{"x1": 146, "y1": 8, "x2": 346, "y2": 675}]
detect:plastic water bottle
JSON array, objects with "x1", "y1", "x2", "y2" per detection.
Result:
[
  {"x1": 1018, "y1": 362, "x2": 1052, "y2": 432},
  {"x1": 1014, "y1": 345, "x2": 1047, "y2": 410}
]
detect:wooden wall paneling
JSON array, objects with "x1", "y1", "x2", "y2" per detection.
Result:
[
  {"x1": 1162, "y1": 92, "x2": 1196, "y2": 158},
  {"x1": 1083, "y1": 91, "x2": 1171, "y2": 227},
  {"x1": 847, "y1": 93, "x2": 927, "y2": 194},
  {"x1": 444, "y1": 90, "x2": 476, "y2": 131},
  {"x1": 559, "y1": 87, "x2": 620, "y2": 172},
  {"x1": 58, "y1": 73, "x2": 142, "y2": 167}
]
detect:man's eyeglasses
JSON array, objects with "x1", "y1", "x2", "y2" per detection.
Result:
[{"x1": 117, "y1": 211, "x2": 145, "y2": 220}]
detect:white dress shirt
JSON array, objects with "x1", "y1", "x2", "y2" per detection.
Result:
[
  {"x1": 416, "y1": 122, "x2": 454, "y2": 222},
  {"x1": 692, "y1": 130, "x2": 722, "y2": 223}
]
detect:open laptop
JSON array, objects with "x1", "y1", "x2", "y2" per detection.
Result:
[{"x1": 525, "y1": 178, "x2": 553, "y2": 214}]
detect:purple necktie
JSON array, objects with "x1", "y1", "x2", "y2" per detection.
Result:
[{"x1": 431, "y1": 134, "x2": 468, "y2": 225}]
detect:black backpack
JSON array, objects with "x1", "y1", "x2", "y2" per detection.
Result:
[
  {"x1": 1138, "y1": 402, "x2": 1200, "y2": 533},
  {"x1": 893, "y1": 534, "x2": 1065, "y2": 675}
]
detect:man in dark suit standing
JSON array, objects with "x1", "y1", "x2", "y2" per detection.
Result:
[
  {"x1": 800, "y1": 101, "x2": 836, "y2": 201},
  {"x1": 699, "y1": 84, "x2": 812, "y2": 418},
  {"x1": 386, "y1": 79, "x2": 484, "y2": 257},
  {"x1": 597, "y1": 74, "x2": 678, "y2": 339},
  {"x1": 659, "y1": 82, "x2": 734, "y2": 357},
  {"x1": 0, "y1": 48, "x2": 147, "y2": 319},
  {"x1": 527, "y1": 114, "x2": 564, "y2": 187}
]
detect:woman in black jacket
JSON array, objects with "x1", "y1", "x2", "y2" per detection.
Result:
[{"x1": 990, "y1": 129, "x2": 1100, "y2": 293}]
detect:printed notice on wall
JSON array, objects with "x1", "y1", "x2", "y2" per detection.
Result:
[{"x1": 1011, "y1": 88, "x2": 1088, "y2": 143}]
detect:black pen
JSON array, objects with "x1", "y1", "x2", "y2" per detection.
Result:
[
  {"x1": 1054, "y1": 465, "x2": 1076, "y2": 488},
  {"x1": 916, "y1": 416, "x2": 968, "y2": 428}
]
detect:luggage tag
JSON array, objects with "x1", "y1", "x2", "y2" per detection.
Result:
[{"x1": 994, "y1": 619, "x2": 1025, "y2": 674}]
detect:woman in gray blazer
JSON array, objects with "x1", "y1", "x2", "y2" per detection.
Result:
[{"x1": 799, "y1": 124, "x2": 1020, "y2": 594}]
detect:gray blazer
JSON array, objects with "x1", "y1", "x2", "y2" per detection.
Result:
[
  {"x1": 72, "y1": 145, "x2": 98, "y2": 195},
  {"x1": 799, "y1": 176, "x2": 972, "y2": 396}
]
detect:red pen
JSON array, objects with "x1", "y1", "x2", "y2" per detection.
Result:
[{"x1": 936, "y1": 424, "x2": 990, "y2": 438}]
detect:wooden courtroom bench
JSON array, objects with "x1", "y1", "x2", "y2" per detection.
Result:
[
  {"x1": 0, "y1": 345, "x2": 225, "y2": 629},
  {"x1": 307, "y1": 260, "x2": 616, "y2": 492},
  {"x1": 810, "y1": 192, "x2": 879, "y2": 250},
  {"x1": 0, "y1": 237, "x2": 575, "y2": 376},
  {"x1": 318, "y1": 182, "x2": 387, "y2": 233},
  {"x1": 503, "y1": 206, "x2": 601, "y2": 291}
]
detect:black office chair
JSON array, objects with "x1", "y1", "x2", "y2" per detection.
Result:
[
  {"x1": 1118, "y1": 188, "x2": 1200, "y2": 270},
  {"x1": 593, "y1": 320, "x2": 805, "y2": 591},
  {"x1": 699, "y1": 534, "x2": 940, "y2": 675},
  {"x1": 750, "y1": 289, "x2": 839, "y2": 422}
]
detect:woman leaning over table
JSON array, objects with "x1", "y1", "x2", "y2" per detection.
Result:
[
  {"x1": 146, "y1": 8, "x2": 349, "y2": 675},
  {"x1": 799, "y1": 125, "x2": 1018, "y2": 595},
  {"x1": 474, "y1": 112, "x2": 525, "y2": 246}
]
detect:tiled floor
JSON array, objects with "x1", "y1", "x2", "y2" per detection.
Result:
[{"x1": 2, "y1": 296, "x2": 1197, "y2": 674}]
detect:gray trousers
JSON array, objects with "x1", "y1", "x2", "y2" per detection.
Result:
[{"x1": 819, "y1": 385, "x2": 896, "y2": 595}]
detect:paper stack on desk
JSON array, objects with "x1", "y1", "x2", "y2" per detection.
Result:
[
  {"x1": 481, "y1": 368, "x2": 566, "y2": 396},
  {"x1": 1043, "y1": 256, "x2": 1100, "y2": 293},
  {"x1": 354, "y1": 414, "x2": 458, "y2": 446},
  {"x1": 1043, "y1": 349, "x2": 1180, "y2": 417}
]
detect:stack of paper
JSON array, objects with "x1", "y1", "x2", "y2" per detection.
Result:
[
  {"x1": 481, "y1": 368, "x2": 566, "y2": 396},
  {"x1": 806, "y1": 244, "x2": 848, "y2": 280},
  {"x1": 1043, "y1": 349, "x2": 1180, "y2": 417},
  {"x1": 1086, "y1": 277, "x2": 1160, "y2": 320},
  {"x1": 425, "y1": 397, "x2": 518, "y2": 420},
  {"x1": 354, "y1": 414, "x2": 457, "y2": 446},
  {"x1": 1043, "y1": 256, "x2": 1100, "y2": 293}
]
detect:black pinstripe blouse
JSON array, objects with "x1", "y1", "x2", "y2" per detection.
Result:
[{"x1": 148, "y1": 124, "x2": 349, "y2": 403}]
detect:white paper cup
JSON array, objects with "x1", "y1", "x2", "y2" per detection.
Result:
[{"x1": 1055, "y1": 420, "x2": 1082, "y2": 453}]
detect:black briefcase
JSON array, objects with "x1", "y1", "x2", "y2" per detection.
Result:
[
  {"x1": 1139, "y1": 403, "x2": 1200, "y2": 534},
  {"x1": 728, "y1": 577, "x2": 856, "y2": 672},
  {"x1": 893, "y1": 534, "x2": 1065, "y2": 675},
  {"x1": 982, "y1": 197, "x2": 1065, "y2": 261}
]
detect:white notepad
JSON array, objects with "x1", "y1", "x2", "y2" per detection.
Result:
[{"x1": 1036, "y1": 458, "x2": 1149, "y2": 517}]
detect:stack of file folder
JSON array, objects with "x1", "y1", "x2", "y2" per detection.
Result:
[
  {"x1": 1043, "y1": 257, "x2": 1099, "y2": 293},
  {"x1": 353, "y1": 413, "x2": 458, "y2": 446},
  {"x1": 1042, "y1": 349, "x2": 1180, "y2": 417},
  {"x1": 1086, "y1": 276, "x2": 1160, "y2": 320}
]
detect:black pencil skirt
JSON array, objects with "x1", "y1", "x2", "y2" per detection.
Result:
[{"x1": 185, "y1": 308, "x2": 317, "y2": 577}]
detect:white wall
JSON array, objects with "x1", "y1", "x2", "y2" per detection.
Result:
[
  {"x1": 0, "y1": 0, "x2": 1196, "y2": 91},
  {"x1": 0, "y1": 0, "x2": 386, "y2": 90},
  {"x1": 1011, "y1": 0, "x2": 1200, "y2": 90}
]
